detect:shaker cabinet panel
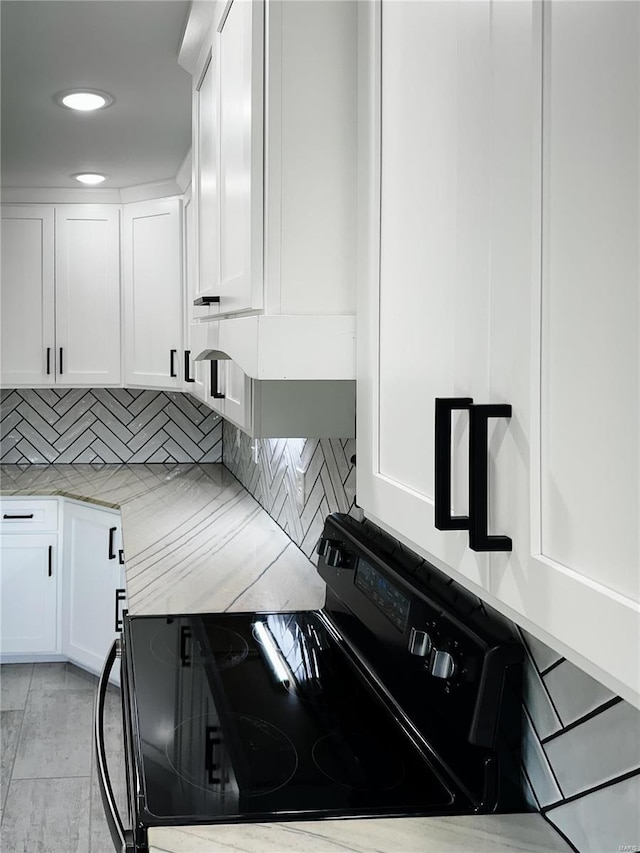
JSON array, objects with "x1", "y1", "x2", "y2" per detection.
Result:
[
  {"x1": 0, "y1": 206, "x2": 55, "y2": 386},
  {"x1": 216, "y1": 0, "x2": 264, "y2": 313},
  {"x1": 490, "y1": 0, "x2": 640, "y2": 706},
  {"x1": 358, "y1": 0, "x2": 495, "y2": 591},
  {"x1": 55, "y1": 205, "x2": 121, "y2": 386},
  {"x1": 359, "y1": 0, "x2": 640, "y2": 708},
  {"x1": 62, "y1": 501, "x2": 125, "y2": 683},
  {"x1": 0, "y1": 534, "x2": 59, "y2": 655},
  {"x1": 123, "y1": 198, "x2": 184, "y2": 389}
]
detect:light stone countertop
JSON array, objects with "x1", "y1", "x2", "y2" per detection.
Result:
[{"x1": 0, "y1": 463, "x2": 571, "y2": 853}]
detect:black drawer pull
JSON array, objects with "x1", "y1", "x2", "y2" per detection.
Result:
[
  {"x1": 48, "y1": 545, "x2": 53, "y2": 577},
  {"x1": 118, "y1": 549, "x2": 125, "y2": 565},
  {"x1": 194, "y1": 296, "x2": 220, "y2": 306},
  {"x1": 170, "y1": 349, "x2": 177, "y2": 378},
  {"x1": 108, "y1": 527, "x2": 117, "y2": 560},
  {"x1": 59, "y1": 347, "x2": 64, "y2": 375},
  {"x1": 434, "y1": 398, "x2": 473, "y2": 531},
  {"x1": 114, "y1": 588, "x2": 126, "y2": 632},
  {"x1": 210, "y1": 361, "x2": 225, "y2": 399},
  {"x1": 469, "y1": 403, "x2": 512, "y2": 552},
  {"x1": 46, "y1": 347, "x2": 51, "y2": 375},
  {"x1": 180, "y1": 626, "x2": 192, "y2": 667},
  {"x1": 3, "y1": 513, "x2": 34, "y2": 520},
  {"x1": 184, "y1": 350, "x2": 195, "y2": 383}
]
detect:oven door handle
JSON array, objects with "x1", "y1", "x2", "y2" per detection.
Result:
[{"x1": 95, "y1": 639, "x2": 135, "y2": 853}]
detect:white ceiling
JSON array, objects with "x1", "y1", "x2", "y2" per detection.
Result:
[{"x1": 0, "y1": 0, "x2": 192, "y2": 190}]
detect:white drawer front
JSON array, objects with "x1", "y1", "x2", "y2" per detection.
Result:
[{"x1": 0, "y1": 499, "x2": 59, "y2": 532}]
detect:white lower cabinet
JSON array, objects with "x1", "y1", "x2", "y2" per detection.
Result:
[
  {"x1": 0, "y1": 533, "x2": 59, "y2": 655},
  {"x1": 62, "y1": 501, "x2": 126, "y2": 683}
]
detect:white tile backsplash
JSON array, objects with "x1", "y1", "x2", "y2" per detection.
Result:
[
  {"x1": 543, "y1": 659, "x2": 616, "y2": 727},
  {"x1": 544, "y1": 700, "x2": 640, "y2": 799}
]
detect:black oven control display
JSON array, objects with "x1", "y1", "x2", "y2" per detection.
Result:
[{"x1": 355, "y1": 560, "x2": 410, "y2": 632}]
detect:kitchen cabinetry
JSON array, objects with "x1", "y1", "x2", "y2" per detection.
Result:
[
  {"x1": 62, "y1": 501, "x2": 126, "y2": 681},
  {"x1": 192, "y1": 320, "x2": 355, "y2": 438},
  {"x1": 358, "y1": 1, "x2": 640, "y2": 707},
  {"x1": 1, "y1": 206, "x2": 55, "y2": 387},
  {"x1": 0, "y1": 499, "x2": 60, "y2": 656},
  {"x1": 0, "y1": 204, "x2": 121, "y2": 387},
  {"x1": 184, "y1": 0, "x2": 357, "y2": 380},
  {"x1": 123, "y1": 198, "x2": 184, "y2": 389}
]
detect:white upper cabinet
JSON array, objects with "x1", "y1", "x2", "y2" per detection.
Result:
[
  {"x1": 490, "y1": 0, "x2": 640, "y2": 708},
  {"x1": 55, "y1": 205, "x2": 121, "y2": 386},
  {"x1": 217, "y1": 0, "x2": 263, "y2": 313},
  {"x1": 184, "y1": 0, "x2": 357, "y2": 380},
  {"x1": 1, "y1": 204, "x2": 121, "y2": 387},
  {"x1": 1, "y1": 206, "x2": 55, "y2": 386},
  {"x1": 123, "y1": 198, "x2": 184, "y2": 389},
  {"x1": 358, "y1": 0, "x2": 640, "y2": 708}
]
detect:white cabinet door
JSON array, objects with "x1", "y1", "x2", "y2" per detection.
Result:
[
  {"x1": 358, "y1": 0, "x2": 495, "y2": 591},
  {"x1": 0, "y1": 534, "x2": 58, "y2": 655},
  {"x1": 63, "y1": 501, "x2": 125, "y2": 681},
  {"x1": 216, "y1": 0, "x2": 264, "y2": 313},
  {"x1": 491, "y1": 1, "x2": 640, "y2": 707},
  {"x1": 195, "y1": 52, "x2": 220, "y2": 306},
  {"x1": 1, "y1": 205, "x2": 55, "y2": 386},
  {"x1": 55, "y1": 205, "x2": 121, "y2": 386},
  {"x1": 123, "y1": 198, "x2": 183, "y2": 389}
]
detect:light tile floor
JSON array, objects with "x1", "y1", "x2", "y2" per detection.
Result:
[{"x1": 0, "y1": 662, "x2": 126, "y2": 853}]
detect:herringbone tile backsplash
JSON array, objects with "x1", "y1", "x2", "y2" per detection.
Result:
[
  {"x1": 0, "y1": 388, "x2": 222, "y2": 464},
  {"x1": 222, "y1": 422, "x2": 356, "y2": 560}
]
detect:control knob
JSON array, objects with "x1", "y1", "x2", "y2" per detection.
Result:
[
  {"x1": 325, "y1": 544, "x2": 347, "y2": 568},
  {"x1": 429, "y1": 649, "x2": 456, "y2": 680},
  {"x1": 408, "y1": 627, "x2": 432, "y2": 657}
]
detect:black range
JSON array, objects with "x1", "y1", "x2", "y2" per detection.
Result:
[{"x1": 96, "y1": 512, "x2": 527, "y2": 852}]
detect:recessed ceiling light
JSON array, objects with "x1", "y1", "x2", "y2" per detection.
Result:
[
  {"x1": 56, "y1": 89, "x2": 114, "y2": 111},
  {"x1": 72, "y1": 173, "x2": 108, "y2": 185}
]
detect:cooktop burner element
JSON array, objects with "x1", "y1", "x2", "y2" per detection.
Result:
[
  {"x1": 231, "y1": 714, "x2": 299, "y2": 795},
  {"x1": 312, "y1": 731, "x2": 405, "y2": 791}
]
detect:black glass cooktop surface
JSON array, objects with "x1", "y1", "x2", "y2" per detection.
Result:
[{"x1": 125, "y1": 612, "x2": 462, "y2": 824}]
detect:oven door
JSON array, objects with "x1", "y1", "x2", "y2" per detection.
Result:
[{"x1": 94, "y1": 638, "x2": 137, "y2": 853}]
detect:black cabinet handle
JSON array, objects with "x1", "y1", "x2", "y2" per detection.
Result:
[
  {"x1": 434, "y1": 397, "x2": 473, "y2": 531},
  {"x1": 108, "y1": 526, "x2": 117, "y2": 560},
  {"x1": 469, "y1": 404, "x2": 512, "y2": 552},
  {"x1": 114, "y1": 588, "x2": 126, "y2": 632},
  {"x1": 180, "y1": 626, "x2": 192, "y2": 667},
  {"x1": 184, "y1": 350, "x2": 195, "y2": 383},
  {"x1": 205, "y1": 725, "x2": 222, "y2": 784},
  {"x1": 48, "y1": 545, "x2": 53, "y2": 577},
  {"x1": 59, "y1": 347, "x2": 63, "y2": 375},
  {"x1": 210, "y1": 361, "x2": 225, "y2": 399},
  {"x1": 194, "y1": 296, "x2": 220, "y2": 306},
  {"x1": 46, "y1": 347, "x2": 51, "y2": 375},
  {"x1": 3, "y1": 513, "x2": 34, "y2": 519},
  {"x1": 118, "y1": 549, "x2": 125, "y2": 565},
  {"x1": 170, "y1": 349, "x2": 177, "y2": 378}
]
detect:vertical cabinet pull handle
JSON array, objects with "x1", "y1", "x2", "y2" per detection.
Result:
[
  {"x1": 210, "y1": 361, "x2": 225, "y2": 399},
  {"x1": 59, "y1": 348, "x2": 64, "y2": 375},
  {"x1": 108, "y1": 527, "x2": 117, "y2": 560},
  {"x1": 118, "y1": 549, "x2": 125, "y2": 565},
  {"x1": 46, "y1": 348, "x2": 51, "y2": 376},
  {"x1": 170, "y1": 349, "x2": 177, "y2": 378},
  {"x1": 434, "y1": 397, "x2": 473, "y2": 530},
  {"x1": 114, "y1": 588, "x2": 126, "y2": 632},
  {"x1": 180, "y1": 626, "x2": 192, "y2": 667},
  {"x1": 468, "y1": 404, "x2": 512, "y2": 552},
  {"x1": 48, "y1": 545, "x2": 53, "y2": 577},
  {"x1": 184, "y1": 350, "x2": 195, "y2": 383}
]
